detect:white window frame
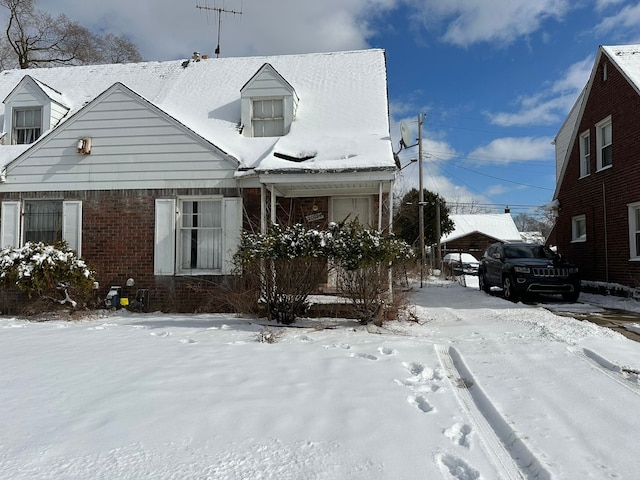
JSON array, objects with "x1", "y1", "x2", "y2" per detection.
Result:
[
  {"x1": 579, "y1": 130, "x2": 591, "y2": 178},
  {"x1": 12, "y1": 107, "x2": 43, "y2": 145},
  {"x1": 596, "y1": 116, "x2": 612, "y2": 171},
  {"x1": 154, "y1": 196, "x2": 241, "y2": 276},
  {"x1": 251, "y1": 98, "x2": 284, "y2": 137},
  {"x1": 0, "y1": 200, "x2": 82, "y2": 255},
  {"x1": 629, "y1": 202, "x2": 640, "y2": 261},
  {"x1": 571, "y1": 214, "x2": 587, "y2": 243},
  {"x1": 177, "y1": 197, "x2": 224, "y2": 274}
]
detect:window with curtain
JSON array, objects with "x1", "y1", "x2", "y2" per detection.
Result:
[
  {"x1": 252, "y1": 98, "x2": 284, "y2": 137},
  {"x1": 13, "y1": 107, "x2": 42, "y2": 144},
  {"x1": 579, "y1": 131, "x2": 590, "y2": 178},
  {"x1": 596, "y1": 116, "x2": 612, "y2": 170},
  {"x1": 24, "y1": 200, "x2": 63, "y2": 244},
  {"x1": 179, "y1": 199, "x2": 222, "y2": 272}
]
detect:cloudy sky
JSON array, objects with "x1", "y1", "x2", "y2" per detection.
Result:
[{"x1": 39, "y1": 0, "x2": 640, "y2": 214}]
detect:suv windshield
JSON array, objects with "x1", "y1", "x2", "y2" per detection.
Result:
[{"x1": 503, "y1": 245, "x2": 556, "y2": 260}]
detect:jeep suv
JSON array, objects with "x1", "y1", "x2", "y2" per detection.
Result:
[{"x1": 478, "y1": 242, "x2": 580, "y2": 302}]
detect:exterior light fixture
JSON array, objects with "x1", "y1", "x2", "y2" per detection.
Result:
[{"x1": 77, "y1": 137, "x2": 92, "y2": 155}]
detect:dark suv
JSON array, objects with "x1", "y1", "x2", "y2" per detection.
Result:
[{"x1": 478, "y1": 242, "x2": 580, "y2": 302}]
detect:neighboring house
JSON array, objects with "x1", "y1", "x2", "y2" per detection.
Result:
[
  {"x1": 552, "y1": 44, "x2": 640, "y2": 291},
  {"x1": 0, "y1": 49, "x2": 396, "y2": 312},
  {"x1": 440, "y1": 214, "x2": 521, "y2": 259}
]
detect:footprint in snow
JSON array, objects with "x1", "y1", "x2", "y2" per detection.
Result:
[
  {"x1": 434, "y1": 452, "x2": 480, "y2": 480},
  {"x1": 179, "y1": 338, "x2": 197, "y2": 344},
  {"x1": 350, "y1": 352, "x2": 378, "y2": 361},
  {"x1": 407, "y1": 394, "x2": 434, "y2": 413},
  {"x1": 443, "y1": 423, "x2": 472, "y2": 448},
  {"x1": 296, "y1": 335, "x2": 313, "y2": 342},
  {"x1": 323, "y1": 343, "x2": 351, "y2": 350},
  {"x1": 377, "y1": 346, "x2": 397, "y2": 356},
  {"x1": 150, "y1": 331, "x2": 171, "y2": 337}
]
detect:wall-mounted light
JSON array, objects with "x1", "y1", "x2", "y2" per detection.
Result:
[{"x1": 77, "y1": 137, "x2": 92, "y2": 155}]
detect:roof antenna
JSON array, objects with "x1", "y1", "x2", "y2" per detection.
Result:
[{"x1": 196, "y1": 2, "x2": 243, "y2": 58}]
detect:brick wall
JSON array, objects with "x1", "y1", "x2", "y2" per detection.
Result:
[{"x1": 556, "y1": 54, "x2": 640, "y2": 288}]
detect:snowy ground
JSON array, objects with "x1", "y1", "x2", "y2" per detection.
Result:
[{"x1": 2, "y1": 278, "x2": 640, "y2": 479}]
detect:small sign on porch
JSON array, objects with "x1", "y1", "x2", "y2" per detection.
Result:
[{"x1": 305, "y1": 212, "x2": 325, "y2": 222}]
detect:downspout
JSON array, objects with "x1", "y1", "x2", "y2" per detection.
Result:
[
  {"x1": 388, "y1": 180, "x2": 394, "y2": 305},
  {"x1": 603, "y1": 183, "x2": 609, "y2": 284}
]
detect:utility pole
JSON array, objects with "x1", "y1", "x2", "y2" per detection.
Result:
[
  {"x1": 196, "y1": 3, "x2": 242, "y2": 58},
  {"x1": 418, "y1": 113, "x2": 425, "y2": 287}
]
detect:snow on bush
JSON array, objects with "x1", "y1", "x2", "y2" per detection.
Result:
[
  {"x1": 234, "y1": 222, "x2": 415, "y2": 324},
  {"x1": 0, "y1": 242, "x2": 95, "y2": 311}
]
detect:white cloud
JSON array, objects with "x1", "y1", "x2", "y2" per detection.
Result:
[
  {"x1": 487, "y1": 55, "x2": 592, "y2": 127},
  {"x1": 468, "y1": 136, "x2": 555, "y2": 165},
  {"x1": 408, "y1": 0, "x2": 571, "y2": 47},
  {"x1": 595, "y1": 2, "x2": 640, "y2": 37},
  {"x1": 44, "y1": 0, "x2": 398, "y2": 61}
]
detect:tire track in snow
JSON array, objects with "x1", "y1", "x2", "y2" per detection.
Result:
[
  {"x1": 435, "y1": 344, "x2": 551, "y2": 480},
  {"x1": 568, "y1": 346, "x2": 640, "y2": 395}
]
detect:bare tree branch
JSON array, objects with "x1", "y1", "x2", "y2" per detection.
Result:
[{"x1": 1, "y1": 0, "x2": 142, "y2": 69}]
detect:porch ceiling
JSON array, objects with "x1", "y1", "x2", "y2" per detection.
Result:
[{"x1": 259, "y1": 170, "x2": 395, "y2": 198}]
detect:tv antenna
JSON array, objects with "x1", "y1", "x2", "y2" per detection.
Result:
[{"x1": 196, "y1": 2, "x2": 243, "y2": 57}]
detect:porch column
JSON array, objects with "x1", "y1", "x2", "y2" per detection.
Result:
[
  {"x1": 270, "y1": 184, "x2": 277, "y2": 224},
  {"x1": 260, "y1": 184, "x2": 267, "y2": 234},
  {"x1": 378, "y1": 182, "x2": 384, "y2": 232}
]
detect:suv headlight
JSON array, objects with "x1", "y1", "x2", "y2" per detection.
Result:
[
  {"x1": 513, "y1": 266, "x2": 530, "y2": 273},
  {"x1": 569, "y1": 267, "x2": 579, "y2": 274}
]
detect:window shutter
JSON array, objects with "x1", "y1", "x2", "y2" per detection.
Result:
[
  {"x1": 1, "y1": 201, "x2": 21, "y2": 248},
  {"x1": 154, "y1": 198, "x2": 176, "y2": 275},
  {"x1": 222, "y1": 197, "x2": 242, "y2": 274},
  {"x1": 62, "y1": 201, "x2": 82, "y2": 256}
]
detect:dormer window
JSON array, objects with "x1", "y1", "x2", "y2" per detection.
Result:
[
  {"x1": 252, "y1": 98, "x2": 284, "y2": 137},
  {"x1": 13, "y1": 107, "x2": 42, "y2": 144},
  {"x1": 240, "y1": 63, "x2": 298, "y2": 138}
]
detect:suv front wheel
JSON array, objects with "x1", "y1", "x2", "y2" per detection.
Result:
[
  {"x1": 478, "y1": 271, "x2": 490, "y2": 293},
  {"x1": 502, "y1": 275, "x2": 518, "y2": 302}
]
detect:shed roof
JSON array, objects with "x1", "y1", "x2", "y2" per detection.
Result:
[{"x1": 441, "y1": 214, "x2": 521, "y2": 243}]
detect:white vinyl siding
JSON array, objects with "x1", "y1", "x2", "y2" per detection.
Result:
[
  {"x1": 154, "y1": 196, "x2": 241, "y2": 276},
  {"x1": 629, "y1": 202, "x2": 640, "y2": 260},
  {"x1": 579, "y1": 130, "x2": 590, "y2": 178},
  {"x1": 596, "y1": 116, "x2": 612, "y2": 171},
  {"x1": 571, "y1": 214, "x2": 586, "y2": 243},
  {"x1": 2, "y1": 85, "x2": 237, "y2": 193}
]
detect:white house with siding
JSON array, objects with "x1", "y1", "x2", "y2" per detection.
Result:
[{"x1": 0, "y1": 49, "x2": 396, "y2": 312}]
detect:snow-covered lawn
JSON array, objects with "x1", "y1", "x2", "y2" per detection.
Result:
[{"x1": 2, "y1": 279, "x2": 640, "y2": 479}]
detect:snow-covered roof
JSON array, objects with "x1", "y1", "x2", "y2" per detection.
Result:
[
  {"x1": 441, "y1": 214, "x2": 522, "y2": 243},
  {"x1": 0, "y1": 49, "x2": 394, "y2": 174}
]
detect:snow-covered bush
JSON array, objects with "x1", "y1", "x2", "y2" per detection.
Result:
[
  {"x1": 327, "y1": 221, "x2": 415, "y2": 325},
  {"x1": 234, "y1": 222, "x2": 415, "y2": 325},
  {"x1": 234, "y1": 224, "x2": 329, "y2": 324},
  {"x1": 0, "y1": 242, "x2": 95, "y2": 312}
]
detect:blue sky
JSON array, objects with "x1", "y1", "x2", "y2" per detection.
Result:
[{"x1": 41, "y1": 0, "x2": 640, "y2": 215}]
